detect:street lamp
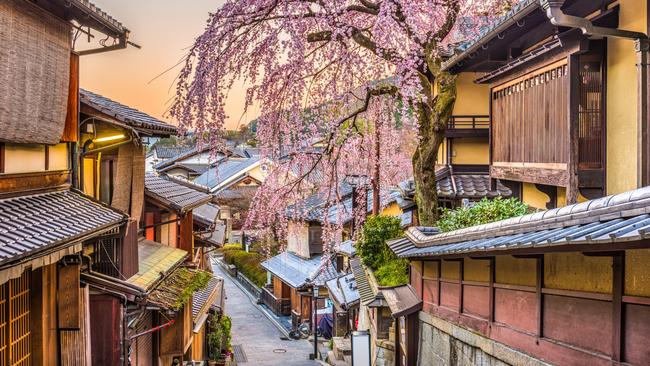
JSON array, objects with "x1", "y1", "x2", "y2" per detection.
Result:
[{"x1": 306, "y1": 278, "x2": 319, "y2": 360}]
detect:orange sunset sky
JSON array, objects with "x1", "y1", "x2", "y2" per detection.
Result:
[{"x1": 79, "y1": 0, "x2": 256, "y2": 131}]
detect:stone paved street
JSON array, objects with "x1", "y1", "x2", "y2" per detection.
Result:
[{"x1": 211, "y1": 262, "x2": 321, "y2": 366}]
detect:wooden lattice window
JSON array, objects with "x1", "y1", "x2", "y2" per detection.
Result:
[{"x1": 0, "y1": 270, "x2": 31, "y2": 366}]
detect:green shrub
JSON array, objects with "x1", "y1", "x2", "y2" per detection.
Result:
[
  {"x1": 207, "y1": 314, "x2": 232, "y2": 360},
  {"x1": 357, "y1": 215, "x2": 402, "y2": 270},
  {"x1": 357, "y1": 215, "x2": 406, "y2": 287},
  {"x1": 437, "y1": 197, "x2": 529, "y2": 233},
  {"x1": 375, "y1": 259, "x2": 409, "y2": 287},
  {"x1": 222, "y1": 248, "x2": 267, "y2": 287}
]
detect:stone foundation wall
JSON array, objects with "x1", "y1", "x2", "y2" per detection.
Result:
[
  {"x1": 374, "y1": 339, "x2": 395, "y2": 366},
  {"x1": 418, "y1": 312, "x2": 550, "y2": 366}
]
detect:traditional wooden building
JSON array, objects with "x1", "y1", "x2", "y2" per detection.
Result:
[
  {"x1": 443, "y1": 0, "x2": 649, "y2": 209},
  {"x1": 0, "y1": 0, "x2": 139, "y2": 364}
]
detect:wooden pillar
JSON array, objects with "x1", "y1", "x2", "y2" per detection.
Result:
[
  {"x1": 567, "y1": 54, "x2": 580, "y2": 204},
  {"x1": 536, "y1": 255, "x2": 544, "y2": 338},
  {"x1": 31, "y1": 265, "x2": 59, "y2": 366},
  {"x1": 405, "y1": 313, "x2": 419, "y2": 366},
  {"x1": 488, "y1": 257, "x2": 495, "y2": 324},
  {"x1": 612, "y1": 252, "x2": 625, "y2": 361},
  {"x1": 436, "y1": 260, "x2": 441, "y2": 307},
  {"x1": 179, "y1": 211, "x2": 194, "y2": 257},
  {"x1": 458, "y1": 259, "x2": 464, "y2": 314}
]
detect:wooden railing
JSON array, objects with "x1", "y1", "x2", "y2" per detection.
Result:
[
  {"x1": 447, "y1": 115, "x2": 490, "y2": 130},
  {"x1": 260, "y1": 286, "x2": 291, "y2": 316}
]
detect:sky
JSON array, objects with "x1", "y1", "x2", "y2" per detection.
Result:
[{"x1": 79, "y1": 0, "x2": 254, "y2": 130}]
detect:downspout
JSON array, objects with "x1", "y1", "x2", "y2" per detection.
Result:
[{"x1": 540, "y1": 0, "x2": 649, "y2": 187}]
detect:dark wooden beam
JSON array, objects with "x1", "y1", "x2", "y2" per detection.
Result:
[
  {"x1": 459, "y1": 259, "x2": 464, "y2": 314},
  {"x1": 536, "y1": 255, "x2": 544, "y2": 339},
  {"x1": 44, "y1": 145, "x2": 50, "y2": 171},
  {"x1": 489, "y1": 257, "x2": 495, "y2": 324},
  {"x1": 437, "y1": 260, "x2": 442, "y2": 307},
  {"x1": 567, "y1": 54, "x2": 580, "y2": 204},
  {"x1": 490, "y1": 165, "x2": 569, "y2": 187},
  {"x1": 612, "y1": 252, "x2": 624, "y2": 361},
  {"x1": 0, "y1": 142, "x2": 4, "y2": 173}
]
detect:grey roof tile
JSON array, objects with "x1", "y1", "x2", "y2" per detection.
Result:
[
  {"x1": 145, "y1": 174, "x2": 212, "y2": 213},
  {"x1": 350, "y1": 258, "x2": 375, "y2": 305},
  {"x1": 260, "y1": 252, "x2": 338, "y2": 288},
  {"x1": 0, "y1": 190, "x2": 125, "y2": 265},
  {"x1": 80, "y1": 89, "x2": 177, "y2": 135}
]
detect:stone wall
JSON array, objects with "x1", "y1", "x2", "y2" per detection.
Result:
[{"x1": 418, "y1": 312, "x2": 550, "y2": 366}]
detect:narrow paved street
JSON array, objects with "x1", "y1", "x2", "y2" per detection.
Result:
[{"x1": 211, "y1": 262, "x2": 321, "y2": 366}]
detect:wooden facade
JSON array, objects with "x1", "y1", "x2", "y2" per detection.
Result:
[{"x1": 408, "y1": 247, "x2": 650, "y2": 365}]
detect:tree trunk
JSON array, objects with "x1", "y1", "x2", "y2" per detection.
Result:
[
  {"x1": 413, "y1": 68, "x2": 457, "y2": 226},
  {"x1": 373, "y1": 121, "x2": 381, "y2": 215}
]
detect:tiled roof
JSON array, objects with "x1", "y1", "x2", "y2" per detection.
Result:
[
  {"x1": 335, "y1": 240, "x2": 356, "y2": 257},
  {"x1": 153, "y1": 146, "x2": 193, "y2": 160},
  {"x1": 192, "y1": 276, "x2": 224, "y2": 320},
  {"x1": 159, "y1": 163, "x2": 211, "y2": 175},
  {"x1": 145, "y1": 174, "x2": 212, "y2": 213},
  {"x1": 80, "y1": 89, "x2": 177, "y2": 136},
  {"x1": 194, "y1": 157, "x2": 261, "y2": 191},
  {"x1": 389, "y1": 186, "x2": 650, "y2": 258},
  {"x1": 66, "y1": 0, "x2": 127, "y2": 34},
  {"x1": 442, "y1": 0, "x2": 540, "y2": 72},
  {"x1": 377, "y1": 285, "x2": 422, "y2": 317},
  {"x1": 350, "y1": 258, "x2": 375, "y2": 305},
  {"x1": 325, "y1": 273, "x2": 360, "y2": 309},
  {"x1": 0, "y1": 190, "x2": 125, "y2": 266},
  {"x1": 193, "y1": 204, "x2": 226, "y2": 246},
  {"x1": 397, "y1": 168, "x2": 511, "y2": 201},
  {"x1": 192, "y1": 204, "x2": 220, "y2": 227},
  {"x1": 127, "y1": 240, "x2": 187, "y2": 291},
  {"x1": 260, "y1": 252, "x2": 339, "y2": 288}
]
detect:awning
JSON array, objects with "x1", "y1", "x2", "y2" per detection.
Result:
[
  {"x1": 0, "y1": 189, "x2": 126, "y2": 282},
  {"x1": 326, "y1": 273, "x2": 360, "y2": 310},
  {"x1": 126, "y1": 240, "x2": 187, "y2": 291},
  {"x1": 378, "y1": 285, "x2": 422, "y2": 318},
  {"x1": 389, "y1": 186, "x2": 650, "y2": 259},
  {"x1": 260, "y1": 252, "x2": 339, "y2": 288}
]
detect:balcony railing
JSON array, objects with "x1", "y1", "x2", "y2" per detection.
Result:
[
  {"x1": 447, "y1": 115, "x2": 490, "y2": 130},
  {"x1": 261, "y1": 286, "x2": 291, "y2": 316}
]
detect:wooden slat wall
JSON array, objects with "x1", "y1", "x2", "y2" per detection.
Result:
[
  {"x1": 492, "y1": 61, "x2": 569, "y2": 166},
  {"x1": 60, "y1": 286, "x2": 91, "y2": 366}
]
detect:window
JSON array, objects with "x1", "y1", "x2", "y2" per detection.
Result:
[
  {"x1": 308, "y1": 224, "x2": 323, "y2": 255},
  {"x1": 0, "y1": 270, "x2": 31, "y2": 365}
]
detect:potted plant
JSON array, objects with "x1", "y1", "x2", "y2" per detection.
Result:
[{"x1": 207, "y1": 314, "x2": 232, "y2": 366}]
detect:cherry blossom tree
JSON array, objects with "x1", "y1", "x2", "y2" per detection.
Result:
[{"x1": 171, "y1": 0, "x2": 514, "y2": 239}]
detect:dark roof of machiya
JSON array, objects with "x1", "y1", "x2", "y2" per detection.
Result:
[
  {"x1": 389, "y1": 186, "x2": 650, "y2": 259},
  {"x1": 44, "y1": 0, "x2": 127, "y2": 38},
  {"x1": 441, "y1": 0, "x2": 540, "y2": 72},
  {"x1": 145, "y1": 174, "x2": 212, "y2": 213},
  {"x1": 0, "y1": 190, "x2": 126, "y2": 267},
  {"x1": 159, "y1": 162, "x2": 211, "y2": 176},
  {"x1": 376, "y1": 284, "x2": 422, "y2": 318},
  {"x1": 397, "y1": 166, "x2": 511, "y2": 202},
  {"x1": 80, "y1": 89, "x2": 177, "y2": 136},
  {"x1": 192, "y1": 276, "x2": 224, "y2": 321},
  {"x1": 350, "y1": 258, "x2": 376, "y2": 305},
  {"x1": 260, "y1": 252, "x2": 339, "y2": 288},
  {"x1": 326, "y1": 273, "x2": 360, "y2": 309},
  {"x1": 192, "y1": 204, "x2": 220, "y2": 227}
]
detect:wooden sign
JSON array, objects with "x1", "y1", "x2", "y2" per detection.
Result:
[{"x1": 58, "y1": 263, "x2": 81, "y2": 330}]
